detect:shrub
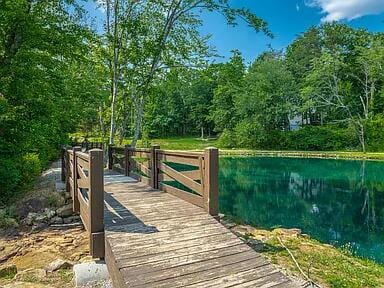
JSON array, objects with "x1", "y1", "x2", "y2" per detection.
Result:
[
  {"x1": 286, "y1": 125, "x2": 357, "y2": 151},
  {"x1": 20, "y1": 153, "x2": 42, "y2": 188},
  {"x1": 366, "y1": 115, "x2": 384, "y2": 152}
]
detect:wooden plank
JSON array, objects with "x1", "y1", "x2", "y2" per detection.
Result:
[
  {"x1": 183, "y1": 265, "x2": 280, "y2": 288},
  {"x1": 111, "y1": 230, "x2": 234, "y2": 256},
  {"x1": 112, "y1": 238, "x2": 242, "y2": 269},
  {"x1": 105, "y1": 214, "x2": 214, "y2": 235},
  {"x1": 77, "y1": 176, "x2": 89, "y2": 189},
  {"x1": 105, "y1": 236, "x2": 126, "y2": 288},
  {"x1": 159, "y1": 162, "x2": 202, "y2": 195},
  {"x1": 77, "y1": 156, "x2": 90, "y2": 170},
  {"x1": 157, "y1": 153, "x2": 200, "y2": 166},
  {"x1": 159, "y1": 183, "x2": 204, "y2": 208},
  {"x1": 77, "y1": 164, "x2": 88, "y2": 180},
  {"x1": 121, "y1": 244, "x2": 251, "y2": 276},
  {"x1": 130, "y1": 255, "x2": 266, "y2": 288}
]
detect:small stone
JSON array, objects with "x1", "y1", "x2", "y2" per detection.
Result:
[
  {"x1": 56, "y1": 204, "x2": 73, "y2": 217},
  {"x1": 0, "y1": 264, "x2": 17, "y2": 278},
  {"x1": 0, "y1": 246, "x2": 5, "y2": 252},
  {"x1": 44, "y1": 259, "x2": 73, "y2": 272},
  {"x1": 55, "y1": 182, "x2": 66, "y2": 192},
  {"x1": 64, "y1": 192, "x2": 71, "y2": 200},
  {"x1": 50, "y1": 216, "x2": 64, "y2": 225}
]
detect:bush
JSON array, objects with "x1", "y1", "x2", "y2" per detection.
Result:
[
  {"x1": 20, "y1": 153, "x2": 42, "y2": 188},
  {"x1": 286, "y1": 125, "x2": 357, "y2": 151},
  {"x1": 366, "y1": 115, "x2": 384, "y2": 152},
  {"x1": 0, "y1": 158, "x2": 21, "y2": 204}
]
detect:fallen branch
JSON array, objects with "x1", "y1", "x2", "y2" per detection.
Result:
[{"x1": 277, "y1": 236, "x2": 322, "y2": 288}]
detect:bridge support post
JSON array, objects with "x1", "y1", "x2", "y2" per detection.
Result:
[
  {"x1": 108, "y1": 144, "x2": 114, "y2": 170},
  {"x1": 124, "y1": 145, "x2": 131, "y2": 176},
  {"x1": 72, "y1": 146, "x2": 81, "y2": 213},
  {"x1": 150, "y1": 145, "x2": 160, "y2": 189},
  {"x1": 89, "y1": 149, "x2": 105, "y2": 258},
  {"x1": 203, "y1": 147, "x2": 219, "y2": 216},
  {"x1": 61, "y1": 146, "x2": 66, "y2": 182}
]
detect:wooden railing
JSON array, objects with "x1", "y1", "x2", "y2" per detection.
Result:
[
  {"x1": 109, "y1": 145, "x2": 219, "y2": 216},
  {"x1": 63, "y1": 147, "x2": 104, "y2": 258}
]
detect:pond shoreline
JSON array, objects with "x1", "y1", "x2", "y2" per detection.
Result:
[
  {"x1": 220, "y1": 215, "x2": 384, "y2": 288},
  {"x1": 219, "y1": 149, "x2": 384, "y2": 161}
]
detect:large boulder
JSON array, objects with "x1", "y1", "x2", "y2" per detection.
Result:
[
  {"x1": 44, "y1": 259, "x2": 73, "y2": 272},
  {"x1": 56, "y1": 204, "x2": 73, "y2": 218}
]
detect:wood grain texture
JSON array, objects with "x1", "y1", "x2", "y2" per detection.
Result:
[{"x1": 103, "y1": 173, "x2": 296, "y2": 288}]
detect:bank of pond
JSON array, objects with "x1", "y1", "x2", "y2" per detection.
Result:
[{"x1": 218, "y1": 156, "x2": 384, "y2": 264}]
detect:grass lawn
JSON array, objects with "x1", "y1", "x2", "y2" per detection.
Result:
[{"x1": 72, "y1": 134, "x2": 384, "y2": 160}]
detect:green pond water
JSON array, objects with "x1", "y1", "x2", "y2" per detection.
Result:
[{"x1": 219, "y1": 156, "x2": 384, "y2": 264}]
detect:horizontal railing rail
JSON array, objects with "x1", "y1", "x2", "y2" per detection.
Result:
[
  {"x1": 108, "y1": 145, "x2": 219, "y2": 216},
  {"x1": 63, "y1": 147, "x2": 104, "y2": 258}
]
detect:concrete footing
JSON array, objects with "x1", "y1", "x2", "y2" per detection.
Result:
[{"x1": 73, "y1": 261, "x2": 110, "y2": 287}]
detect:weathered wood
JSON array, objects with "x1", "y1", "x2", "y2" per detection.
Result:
[
  {"x1": 72, "y1": 147, "x2": 81, "y2": 213},
  {"x1": 150, "y1": 145, "x2": 160, "y2": 189},
  {"x1": 88, "y1": 149, "x2": 104, "y2": 258},
  {"x1": 158, "y1": 162, "x2": 202, "y2": 195},
  {"x1": 157, "y1": 152, "x2": 200, "y2": 166},
  {"x1": 203, "y1": 147, "x2": 219, "y2": 216},
  {"x1": 100, "y1": 172, "x2": 294, "y2": 288},
  {"x1": 159, "y1": 183, "x2": 204, "y2": 208}
]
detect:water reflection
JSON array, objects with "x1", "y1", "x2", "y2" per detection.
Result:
[{"x1": 219, "y1": 156, "x2": 384, "y2": 263}]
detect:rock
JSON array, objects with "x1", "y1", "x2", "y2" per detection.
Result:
[
  {"x1": 0, "y1": 264, "x2": 17, "y2": 278},
  {"x1": 56, "y1": 204, "x2": 73, "y2": 217},
  {"x1": 0, "y1": 248, "x2": 19, "y2": 263},
  {"x1": 64, "y1": 192, "x2": 72, "y2": 200},
  {"x1": 73, "y1": 261, "x2": 109, "y2": 287},
  {"x1": 44, "y1": 259, "x2": 73, "y2": 272},
  {"x1": 31, "y1": 222, "x2": 48, "y2": 232},
  {"x1": 55, "y1": 182, "x2": 66, "y2": 192},
  {"x1": 0, "y1": 246, "x2": 4, "y2": 252},
  {"x1": 63, "y1": 215, "x2": 81, "y2": 224},
  {"x1": 50, "y1": 216, "x2": 64, "y2": 225},
  {"x1": 44, "y1": 208, "x2": 56, "y2": 219}
]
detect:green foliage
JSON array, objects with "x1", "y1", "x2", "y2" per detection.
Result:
[
  {"x1": 287, "y1": 126, "x2": 357, "y2": 151},
  {"x1": 0, "y1": 0, "x2": 104, "y2": 204},
  {"x1": 366, "y1": 115, "x2": 384, "y2": 151}
]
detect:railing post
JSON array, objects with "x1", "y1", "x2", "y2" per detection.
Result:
[
  {"x1": 124, "y1": 145, "x2": 131, "y2": 176},
  {"x1": 72, "y1": 146, "x2": 81, "y2": 213},
  {"x1": 108, "y1": 144, "x2": 114, "y2": 170},
  {"x1": 203, "y1": 147, "x2": 219, "y2": 216},
  {"x1": 61, "y1": 146, "x2": 66, "y2": 182},
  {"x1": 150, "y1": 145, "x2": 160, "y2": 189},
  {"x1": 88, "y1": 149, "x2": 105, "y2": 258}
]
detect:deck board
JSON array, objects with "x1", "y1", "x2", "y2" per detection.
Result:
[{"x1": 103, "y1": 171, "x2": 297, "y2": 288}]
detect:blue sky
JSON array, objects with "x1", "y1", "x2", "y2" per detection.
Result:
[
  {"x1": 199, "y1": 0, "x2": 384, "y2": 63},
  {"x1": 85, "y1": 0, "x2": 384, "y2": 63}
]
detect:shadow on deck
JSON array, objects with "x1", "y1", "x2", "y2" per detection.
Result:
[{"x1": 102, "y1": 171, "x2": 297, "y2": 288}]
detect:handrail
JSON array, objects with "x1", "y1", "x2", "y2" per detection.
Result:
[
  {"x1": 108, "y1": 145, "x2": 219, "y2": 216},
  {"x1": 63, "y1": 147, "x2": 104, "y2": 258}
]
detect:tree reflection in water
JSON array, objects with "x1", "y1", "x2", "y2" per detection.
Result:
[{"x1": 219, "y1": 156, "x2": 384, "y2": 263}]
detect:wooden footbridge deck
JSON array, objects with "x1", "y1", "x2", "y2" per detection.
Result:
[{"x1": 62, "y1": 145, "x2": 298, "y2": 287}]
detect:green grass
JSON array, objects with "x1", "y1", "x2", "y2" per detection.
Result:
[
  {"x1": 262, "y1": 233, "x2": 384, "y2": 288},
  {"x1": 71, "y1": 134, "x2": 384, "y2": 160}
]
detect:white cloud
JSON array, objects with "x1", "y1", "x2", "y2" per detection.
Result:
[{"x1": 305, "y1": 0, "x2": 384, "y2": 22}]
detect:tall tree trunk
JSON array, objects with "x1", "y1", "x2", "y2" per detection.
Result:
[
  {"x1": 131, "y1": 97, "x2": 144, "y2": 147},
  {"x1": 109, "y1": 0, "x2": 120, "y2": 145}
]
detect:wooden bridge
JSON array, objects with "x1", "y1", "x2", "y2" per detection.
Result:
[{"x1": 62, "y1": 145, "x2": 298, "y2": 287}]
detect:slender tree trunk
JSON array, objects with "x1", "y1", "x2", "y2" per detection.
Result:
[
  {"x1": 109, "y1": 0, "x2": 120, "y2": 145},
  {"x1": 131, "y1": 97, "x2": 144, "y2": 147}
]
